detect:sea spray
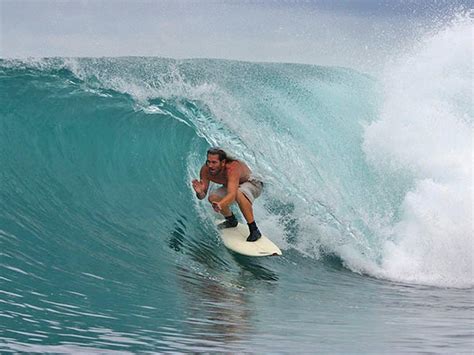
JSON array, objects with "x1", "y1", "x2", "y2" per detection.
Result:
[{"x1": 362, "y1": 17, "x2": 473, "y2": 287}]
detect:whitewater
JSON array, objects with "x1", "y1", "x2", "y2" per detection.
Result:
[{"x1": 1, "y1": 18, "x2": 472, "y2": 352}]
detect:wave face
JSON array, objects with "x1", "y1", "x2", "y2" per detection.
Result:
[
  {"x1": 2, "y1": 56, "x2": 385, "y2": 277},
  {"x1": 0, "y1": 18, "x2": 472, "y2": 352}
]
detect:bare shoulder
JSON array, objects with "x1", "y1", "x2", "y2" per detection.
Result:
[{"x1": 226, "y1": 161, "x2": 241, "y2": 175}]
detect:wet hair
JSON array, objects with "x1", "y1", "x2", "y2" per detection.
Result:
[{"x1": 207, "y1": 147, "x2": 235, "y2": 162}]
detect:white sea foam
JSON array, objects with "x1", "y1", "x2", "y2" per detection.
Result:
[{"x1": 361, "y1": 17, "x2": 473, "y2": 288}]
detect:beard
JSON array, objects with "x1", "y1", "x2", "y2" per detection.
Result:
[{"x1": 209, "y1": 166, "x2": 222, "y2": 176}]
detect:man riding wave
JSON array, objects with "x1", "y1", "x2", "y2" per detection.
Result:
[{"x1": 192, "y1": 147, "x2": 263, "y2": 242}]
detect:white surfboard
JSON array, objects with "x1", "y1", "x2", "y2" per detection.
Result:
[{"x1": 216, "y1": 221, "x2": 282, "y2": 257}]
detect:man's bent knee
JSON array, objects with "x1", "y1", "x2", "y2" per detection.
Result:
[{"x1": 208, "y1": 193, "x2": 221, "y2": 204}]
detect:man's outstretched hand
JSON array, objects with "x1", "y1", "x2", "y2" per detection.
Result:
[
  {"x1": 212, "y1": 202, "x2": 222, "y2": 213},
  {"x1": 192, "y1": 179, "x2": 205, "y2": 195}
]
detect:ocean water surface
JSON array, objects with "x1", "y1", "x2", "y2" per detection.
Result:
[{"x1": 1, "y1": 18, "x2": 473, "y2": 353}]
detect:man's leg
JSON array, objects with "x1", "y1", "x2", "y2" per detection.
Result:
[
  {"x1": 235, "y1": 190, "x2": 254, "y2": 223},
  {"x1": 236, "y1": 191, "x2": 261, "y2": 242}
]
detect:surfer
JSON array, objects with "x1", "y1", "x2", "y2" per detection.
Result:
[{"x1": 192, "y1": 147, "x2": 263, "y2": 242}]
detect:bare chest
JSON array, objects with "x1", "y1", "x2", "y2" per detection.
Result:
[{"x1": 207, "y1": 162, "x2": 251, "y2": 185}]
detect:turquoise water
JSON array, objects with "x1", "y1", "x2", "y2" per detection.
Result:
[{"x1": 1, "y1": 20, "x2": 472, "y2": 352}]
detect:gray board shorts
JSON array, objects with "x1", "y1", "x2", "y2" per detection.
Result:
[{"x1": 211, "y1": 178, "x2": 263, "y2": 204}]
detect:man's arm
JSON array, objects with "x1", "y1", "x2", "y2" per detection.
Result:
[
  {"x1": 192, "y1": 165, "x2": 209, "y2": 200},
  {"x1": 217, "y1": 164, "x2": 240, "y2": 208}
]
